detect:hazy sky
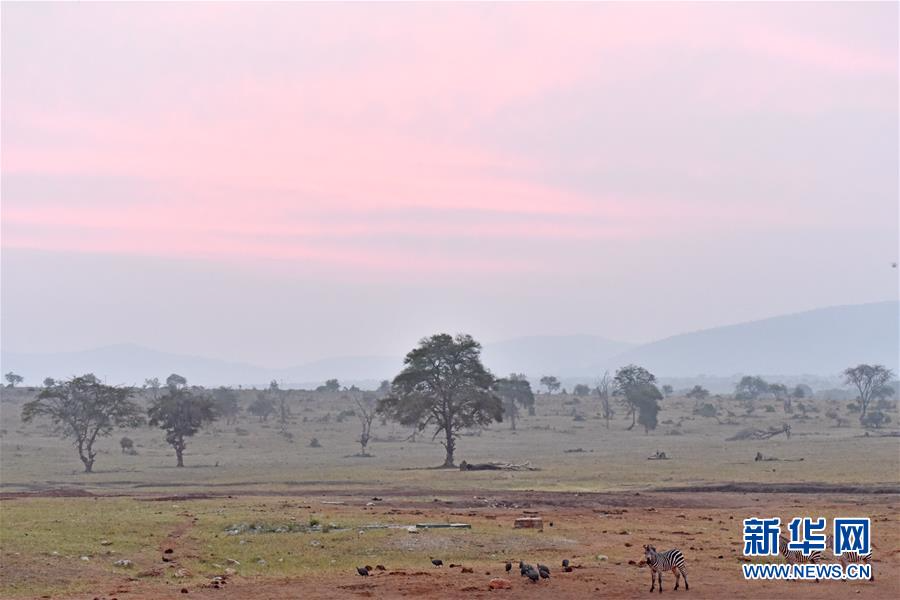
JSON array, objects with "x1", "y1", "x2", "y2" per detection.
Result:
[{"x1": 2, "y1": 2, "x2": 898, "y2": 367}]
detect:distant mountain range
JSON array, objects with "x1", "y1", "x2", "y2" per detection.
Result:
[
  {"x1": 607, "y1": 300, "x2": 898, "y2": 377},
  {"x1": 2, "y1": 301, "x2": 896, "y2": 388}
]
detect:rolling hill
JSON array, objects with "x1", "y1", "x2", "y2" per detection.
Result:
[
  {"x1": 602, "y1": 301, "x2": 898, "y2": 377},
  {"x1": 1, "y1": 301, "x2": 896, "y2": 387}
]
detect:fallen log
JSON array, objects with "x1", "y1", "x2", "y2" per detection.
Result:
[
  {"x1": 459, "y1": 460, "x2": 539, "y2": 471},
  {"x1": 727, "y1": 424, "x2": 791, "y2": 441}
]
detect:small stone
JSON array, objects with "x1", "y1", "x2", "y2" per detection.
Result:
[{"x1": 489, "y1": 578, "x2": 512, "y2": 589}]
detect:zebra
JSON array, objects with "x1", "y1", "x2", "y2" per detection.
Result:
[
  {"x1": 643, "y1": 545, "x2": 689, "y2": 593},
  {"x1": 825, "y1": 535, "x2": 873, "y2": 581},
  {"x1": 778, "y1": 534, "x2": 823, "y2": 582}
]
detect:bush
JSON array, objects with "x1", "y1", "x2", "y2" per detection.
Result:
[
  {"x1": 861, "y1": 411, "x2": 891, "y2": 429},
  {"x1": 692, "y1": 403, "x2": 718, "y2": 418}
]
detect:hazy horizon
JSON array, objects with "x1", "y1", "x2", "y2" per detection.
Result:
[
  {"x1": 1, "y1": 298, "x2": 897, "y2": 368},
  {"x1": 3, "y1": 2, "x2": 898, "y2": 367}
]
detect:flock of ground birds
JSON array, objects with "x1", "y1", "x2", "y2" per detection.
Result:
[{"x1": 356, "y1": 557, "x2": 576, "y2": 583}]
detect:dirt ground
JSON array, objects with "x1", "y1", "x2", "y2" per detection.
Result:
[{"x1": 3, "y1": 488, "x2": 897, "y2": 600}]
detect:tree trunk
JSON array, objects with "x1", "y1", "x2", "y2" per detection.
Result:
[
  {"x1": 174, "y1": 436, "x2": 185, "y2": 467},
  {"x1": 78, "y1": 442, "x2": 94, "y2": 473},
  {"x1": 443, "y1": 428, "x2": 455, "y2": 467}
]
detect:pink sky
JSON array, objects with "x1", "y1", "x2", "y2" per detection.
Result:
[{"x1": 2, "y1": 2, "x2": 897, "y2": 364}]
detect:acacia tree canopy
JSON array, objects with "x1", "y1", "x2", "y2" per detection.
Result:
[
  {"x1": 148, "y1": 386, "x2": 217, "y2": 467},
  {"x1": 22, "y1": 374, "x2": 143, "y2": 472},
  {"x1": 377, "y1": 333, "x2": 502, "y2": 467},
  {"x1": 844, "y1": 364, "x2": 894, "y2": 421},
  {"x1": 614, "y1": 364, "x2": 657, "y2": 430},
  {"x1": 494, "y1": 373, "x2": 535, "y2": 430}
]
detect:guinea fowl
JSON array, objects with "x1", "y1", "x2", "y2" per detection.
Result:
[
  {"x1": 356, "y1": 566, "x2": 369, "y2": 577},
  {"x1": 525, "y1": 568, "x2": 540, "y2": 583},
  {"x1": 562, "y1": 559, "x2": 569, "y2": 568},
  {"x1": 539, "y1": 568, "x2": 550, "y2": 579},
  {"x1": 430, "y1": 558, "x2": 443, "y2": 567}
]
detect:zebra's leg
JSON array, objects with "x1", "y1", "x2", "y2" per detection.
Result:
[
  {"x1": 658, "y1": 571, "x2": 663, "y2": 594},
  {"x1": 681, "y1": 567, "x2": 689, "y2": 591},
  {"x1": 650, "y1": 568, "x2": 655, "y2": 592},
  {"x1": 672, "y1": 567, "x2": 679, "y2": 590}
]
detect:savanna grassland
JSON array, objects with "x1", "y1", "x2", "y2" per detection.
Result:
[{"x1": 1, "y1": 387, "x2": 898, "y2": 599}]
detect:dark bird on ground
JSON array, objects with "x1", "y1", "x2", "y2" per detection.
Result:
[
  {"x1": 525, "y1": 568, "x2": 540, "y2": 583},
  {"x1": 539, "y1": 568, "x2": 550, "y2": 579},
  {"x1": 505, "y1": 562, "x2": 512, "y2": 572},
  {"x1": 537, "y1": 564, "x2": 550, "y2": 574},
  {"x1": 562, "y1": 559, "x2": 569, "y2": 568},
  {"x1": 520, "y1": 563, "x2": 532, "y2": 576},
  {"x1": 431, "y1": 558, "x2": 443, "y2": 567},
  {"x1": 564, "y1": 566, "x2": 574, "y2": 573},
  {"x1": 356, "y1": 567, "x2": 369, "y2": 577}
]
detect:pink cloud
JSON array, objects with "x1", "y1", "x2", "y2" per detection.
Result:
[{"x1": 3, "y1": 2, "x2": 895, "y2": 278}]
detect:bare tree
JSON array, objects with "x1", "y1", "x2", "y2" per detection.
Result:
[
  {"x1": 144, "y1": 377, "x2": 161, "y2": 401},
  {"x1": 596, "y1": 371, "x2": 614, "y2": 429},
  {"x1": 354, "y1": 393, "x2": 377, "y2": 456}
]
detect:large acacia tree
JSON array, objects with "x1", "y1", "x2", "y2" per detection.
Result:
[
  {"x1": 22, "y1": 374, "x2": 143, "y2": 472},
  {"x1": 844, "y1": 364, "x2": 894, "y2": 421},
  {"x1": 148, "y1": 375, "x2": 216, "y2": 467},
  {"x1": 377, "y1": 333, "x2": 502, "y2": 467}
]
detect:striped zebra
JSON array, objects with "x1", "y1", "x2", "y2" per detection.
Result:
[
  {"x1": 643, "y1": 545, "x2": 689, "y2": 593},
  {"x1": 778, "y1": 534, "x2": 823, "y2": 582},
  {"x1": 825, "y1": 535, "x2": 873, "y2": 581}
]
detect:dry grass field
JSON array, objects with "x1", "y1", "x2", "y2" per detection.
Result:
[{"x1": 2, "y1": 387, "x2": 898, "y2": 599}]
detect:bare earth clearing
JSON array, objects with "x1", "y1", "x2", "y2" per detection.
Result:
[{"x1": 1, "y1": 489, "x2": 899, "y2": 600}]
